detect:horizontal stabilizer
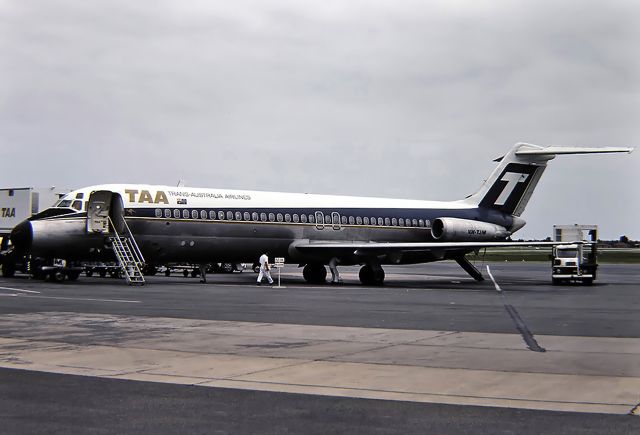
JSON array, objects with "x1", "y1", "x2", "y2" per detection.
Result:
[{"x1": 515, "y1": 146, "x2": 633, "y2": 156}]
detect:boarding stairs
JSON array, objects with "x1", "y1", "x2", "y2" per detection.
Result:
[{"x1": 107, "y1": 216, "x2": 146, "y2": 285}]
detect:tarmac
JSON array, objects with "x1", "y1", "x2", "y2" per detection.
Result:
[{"x1": 0, "y1": 261, "x2": 639, "y2": 434}]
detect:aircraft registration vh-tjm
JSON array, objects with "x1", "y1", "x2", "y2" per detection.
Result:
[{"x1": 6, "y1": 143, "x2": 634, "y2": 285}]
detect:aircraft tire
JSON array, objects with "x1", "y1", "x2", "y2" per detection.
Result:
[
  {"x1": 50, "y1": 271, "x2": 66, "y2": 283},
  {"x1": 303, "y1": 263, "x2": 327, "y2": 284},
  {"x1": 165, "y1": 269, "x2": 171, "y2": 277},
  {"x1": 359, "y1": 265, "x2": 385, "y2": 286}
]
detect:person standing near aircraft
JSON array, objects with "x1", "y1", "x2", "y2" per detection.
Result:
[{"x1": 256, "y1": 252, "x2": 274, "y2": 286}]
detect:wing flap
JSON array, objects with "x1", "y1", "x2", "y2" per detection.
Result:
[{"x1": 295, "y1": 240, "x2": 580, "y2": 253}]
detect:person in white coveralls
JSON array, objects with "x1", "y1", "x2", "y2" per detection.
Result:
[{"x1": 256, "y1": 252, "x2": 274, "y2": 285}]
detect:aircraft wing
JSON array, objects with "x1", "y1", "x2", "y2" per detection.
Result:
[{"x1": 294, "y1": 240, "x2": 579, "y2": 255}]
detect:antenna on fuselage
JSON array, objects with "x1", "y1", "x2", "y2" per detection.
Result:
[{"x1": 177, "y1": 180, "x2": 186, "y2": 187}]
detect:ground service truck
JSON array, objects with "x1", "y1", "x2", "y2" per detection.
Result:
[
  {"x1": 1, "y1": 187, "x2": 70, "y2": 277},
  {"x1": 551, "y1": 224, "x2": 598, "y2": 285}
]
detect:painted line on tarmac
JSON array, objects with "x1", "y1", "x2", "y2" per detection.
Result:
[
  {"x1": 0, "y1": 294, "x2": 140, "y2": 304},
  {"x1": 0, "y1": 286, "x2": 41, "y2": 294},
  {"x1": 485, "y1": 267, "x2": 501, "y2": 292},
  {"x1": 486, "y1": 265, "x2": 546, "y2": 353}
]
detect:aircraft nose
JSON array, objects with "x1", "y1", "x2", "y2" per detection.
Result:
[{"x1": 10, "y1": 220, "x2": 32, "y2": 254}]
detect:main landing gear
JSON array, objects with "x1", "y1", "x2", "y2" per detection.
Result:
[
  {"x1": 359, "y1": 264, "x2": 385, "y2": 286},
  {"x1": 303, "y1": 263, "x2": 327, "y2": 284},
  {"x1": 302, "y1": 261, "x2": 386, "y2": 286}
]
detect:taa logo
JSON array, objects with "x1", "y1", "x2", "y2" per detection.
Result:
[
  {"x1": 1, "y1": 207, "x2": 16, "y2": 218},
  {"x1": 494, "y1": 172, "x2": 529, "y2": 206},
  {"x1": 124, "y1": 189, "x2": 169, "y2": 204}
]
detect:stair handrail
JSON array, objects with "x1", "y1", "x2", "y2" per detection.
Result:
[{"x1": 122, "y1": 218, "x2": 146, "y2": 265}]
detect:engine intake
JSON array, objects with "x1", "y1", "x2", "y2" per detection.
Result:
[{"x1": 431, "y1": 217, "x2": 510, "y2": 242}]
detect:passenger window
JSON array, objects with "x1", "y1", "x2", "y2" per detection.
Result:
[
  {"x1": 277, "y1": 213, "x2": 283, "y2": 222},
  {"x1": 293, "y1": 214, "x2": 299, "y2": 223},
  {"x1": 155, "y1": 209, "x2": 162, "y2": 218},
  {"x1": 210, "y1": 210, "x2": 216, "y2": 220},
  {"x1": 378, "y1": 217, "x2": 384, "y2": 226},
  {"x1": 399, "y1": 218, "x2": 405, "y2": 226},
  {"x1": 219, "y1": 211, "x2": 225, "y2": 220},
  {"x1": 392, "y1": 218, "x2": 397, "y2": 226},
  {"x1": 384, "y1": 218, "x2": 390, "y2": 226},
  {"x1": 164, "y1": 209, "x2": 171, "y2": 218},
  {"x1": 235, "y1": 211, "x2": 242, "y2": 220},
  {"x1": 418, "y1": 219, "x2": 424, "y2": 227},
  {"x1": 269, "y1": 213, "x2": 275, "y2": 222},
  {"x1": 244, "y1": 212, "x2": 251, "y2": 221},
  {"x1": 324, "y1": 214, "x2": 331, "y2": 224},
  {"x1": 261, "y1": 212, "x2": 267, "y2": 221},
  {"x1": 201, "y1": 210, "x2": 207, "y2": 219},
  {"x1": 309, "y1": 214, "x2": 315, "y2": 223},
  {"x1": 348, "y1": 216, "x2": 355, "y2": 225},
  {"x1": 173, "y1": 209, "x2": 180, "y2": 218},
  {"x1": 364, "y1": 217, "x2": 369, "y2": 225},
  {"x1": 301, "y1": 214, "x2": 307, "y2": 223},
  {"x1": 227, "y1": 211, "x2": 233, "y2": 220},
  {"x1": 192, "y1": 210, "x2": 199, "y2": 219},
  {"x1": 183, "y1": 210, "x2": 190, "y2": 219},
  {"x1": 284, "y1": 214, "x2": 291, "y2": 222},
  {"x1": 341, "y1": 215, "x2": 347, "y2": 225},
  {"x1": 356, "y1": 216, "x2": 362, "y2": 225},
  {"x1": 412, "y1": 219, "x2": 418, "y2": 226},
  {"x1": 252, "y1": 212, "x2": 258, "y2": 221}
]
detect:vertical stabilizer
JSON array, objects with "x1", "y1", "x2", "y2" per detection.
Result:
[{"x1": 463, "y1": 143, "x2": 633, "y2": 217}]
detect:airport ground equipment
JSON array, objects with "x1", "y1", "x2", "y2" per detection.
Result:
[
  {"x1": 107, "y1": 217, "x2": 145, "y2": 285},
  {"x1": 1, "y1": 187, "x2": 69, "y2": 251},
  {"x1": 551, "y1": 225, "x2": 598, "y2": 285}
]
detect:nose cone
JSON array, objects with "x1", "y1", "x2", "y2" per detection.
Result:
[{"x1": 10, "y1": 220, "x2": 32, "y2": 254}]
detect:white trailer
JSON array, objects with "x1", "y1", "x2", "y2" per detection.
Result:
[
  {"x1": 1, "y1": 187, "x2": 70, "y2": 276},
  {"x1": 1, "y1": 187, "x2": 69, "y2": 237}
]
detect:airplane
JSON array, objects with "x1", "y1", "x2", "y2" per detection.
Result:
[{"x1": 4, "y1": 142, "x2": 633, "y2": 285}]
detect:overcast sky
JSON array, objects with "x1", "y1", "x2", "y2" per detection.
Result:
[{"x1": 1, "y1": 0, "x2": 638, "y2": 239}]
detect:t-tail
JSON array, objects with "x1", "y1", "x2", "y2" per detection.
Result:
[{"x1": 463, "y1": 143, "x2": 633, "y2": 218}]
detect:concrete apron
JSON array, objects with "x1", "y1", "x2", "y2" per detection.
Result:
[{"x1": 0, "y1": 312, "x2": 639, "y2": 415}]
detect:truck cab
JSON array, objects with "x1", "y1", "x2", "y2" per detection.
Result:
[{"x1": 552, "y1": 243, "x2": 597, "y2": 285}]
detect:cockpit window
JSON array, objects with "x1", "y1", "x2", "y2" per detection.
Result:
[
  {"x1": 71, "y1": 200, "x2": 83, "y2": 211},
  {"x1": 57, "y1": 200, "x2": 72, "y2": 208}
]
